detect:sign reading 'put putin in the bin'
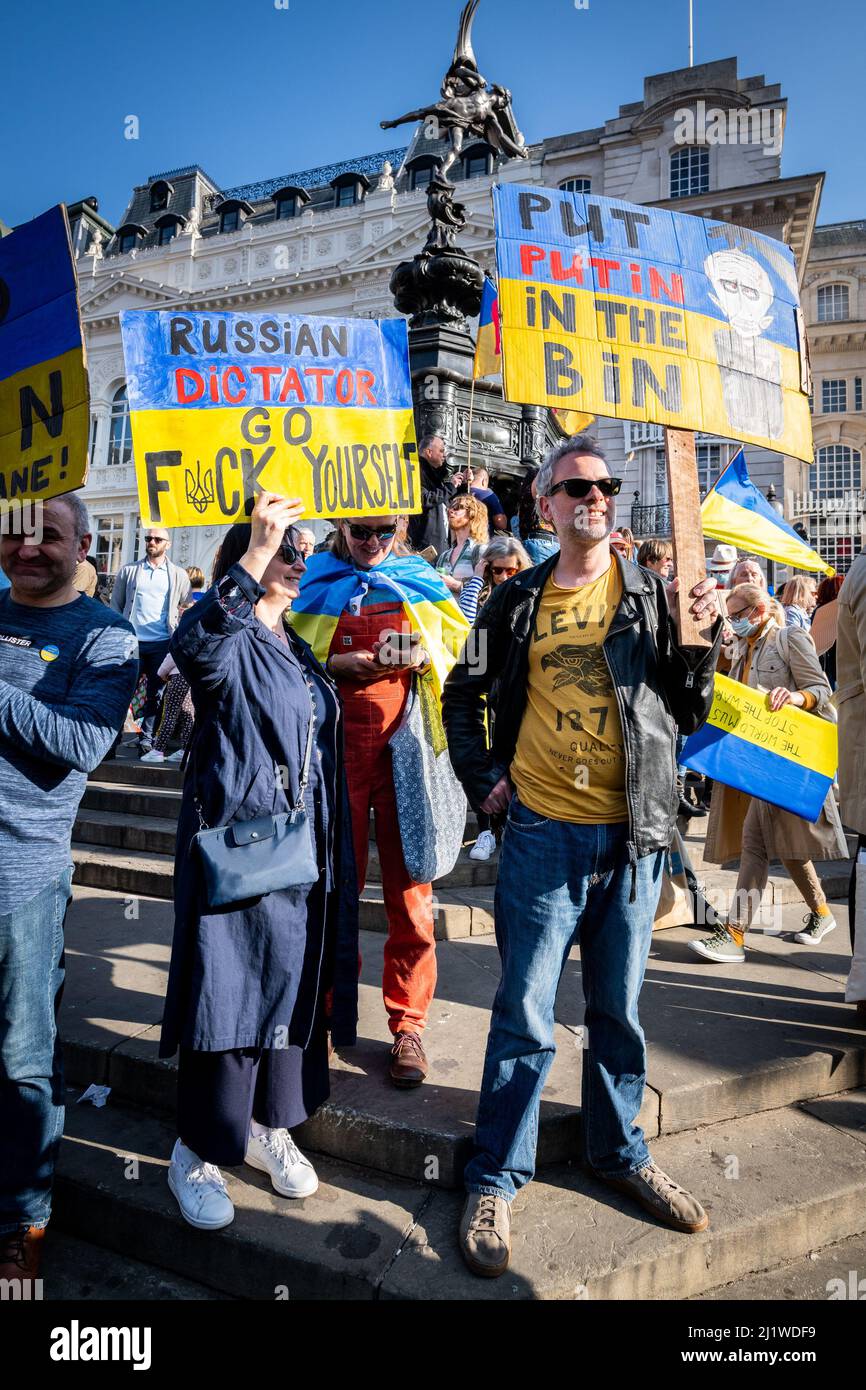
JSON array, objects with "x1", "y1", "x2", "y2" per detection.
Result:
[
  {"x1": 119, "y1": 309, "x2": 420, "y2": 527},
  {"x1": 493, "y1": 183, "x2": 813, "y2": 462}
]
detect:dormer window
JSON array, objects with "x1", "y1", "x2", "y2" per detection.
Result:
[
  {"x1": 271, "y1": 185, "x2": 309, "y2": 222},
  {"x1": 276, "y1": 194, "x2": 296, "y2": 220},
  {"x1": 119, "y1": 231, "x2": 137, "y2": 254},
  {"x1": 115, "y1": 223, "x2": 147, "y2": 255},
  {"x1": 150, "y1": 180, "x2": 172, "y2": 213},
  {"x1": 330, "y1": 172, "x2": 369, "y2": 209},
  {"x1": 215, "y1": 198, "x2": 253, "y2": 234},
  {"x1": 408, "y1": 158, "x2": 437, "y2": 191},
  {"x1": 462, "y1": 144, "x2": 493, "y2": 180},
  {"x1": 155, "y1": 213, "x2": 186, "y2": 246}
]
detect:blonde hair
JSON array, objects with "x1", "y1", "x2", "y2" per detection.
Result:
[
  {"x1": 186, "y1": 565, "x2": 205, "y2": 590},
  {"x1": 727, "y1": 582, "x2": 783, "y2": 626},
  {"x1": 779, "y1": 575, "x2": 814, "y2": 609},
  {"x1": 329, "y1": 520, "x2": 410, "y2": 562},
  {"x1": 448, "y1": 493, "x2": 490, "y2": 544}
]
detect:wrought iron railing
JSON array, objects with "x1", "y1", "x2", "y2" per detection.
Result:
[{"x1": 630, "y1": 502, "x2": 671, "y2": 536}]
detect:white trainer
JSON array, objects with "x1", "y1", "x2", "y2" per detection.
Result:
[
  {"x1": 245, "y1": 1127, "x2": 319, "y2": 1198},
  {"x1": 167, "y1": 1139, "x2": 234, "y2": 1230},
  {"x1": 469, "y1": 830, "x2": 497, "y2": 862},
  {"x1": 165, "y1": 749, "x2": 185, "y2": 763},
  {"x1": 140, "y1": 749, "x2": 166, "y2": 763}
]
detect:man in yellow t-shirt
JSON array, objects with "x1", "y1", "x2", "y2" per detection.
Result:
[{"x1": 442, "y1": 433, "x2": 723, "y2": 1279}]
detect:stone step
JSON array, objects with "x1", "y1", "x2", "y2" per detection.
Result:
[
  {"x1": 690, "y1": 1225, "x2": 866, "y2": 1301},
  {"x1": 74, "y1": 810, "x2": 179, "y2": 857},
  {"x1": 53, "y1": 1087, "x2": 866, "y2": 1300},
  {"x1": 41, "y1": 1230, "x2": 229, "y2": 1301},
  {"x1": 82, "y1": 780, "x2": 183, "y2": 821},
  {"x1": 61, "y1": 889, "x2": 866, "y2": 1193},
  {"x1": 364, "y1": 840, "x2": 498, "y2": 888},
  {"x1": 90, "y1": 756, "x2": 183, "y2": 790}
]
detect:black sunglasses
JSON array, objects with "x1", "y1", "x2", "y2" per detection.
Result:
[
  {"x1": 278, "y1": 527, "x2": 302, "y2": 565},
  {"x1": 548, "y1": 477, "x2": 622, "y2": 499},
  {"x1": 346, "y1": 523, "x2": 398, "y2": 543}
]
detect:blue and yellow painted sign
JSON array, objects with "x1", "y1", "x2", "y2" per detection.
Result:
[
  {"x1": 681, "y1": 673, "x2": 836, "y2": 822},
  {"x1": 0, "y1": 206, "x2": 89, "y2": 502},
  {"x1": 119, "y1": 310, "x2": 420, "y2": 527},
  {"x1": 493, "y1": 184, "x2": 813, "y2": 462}
]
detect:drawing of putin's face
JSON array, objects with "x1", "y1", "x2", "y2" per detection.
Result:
[{"x1": 706, "y1": 250, "x2": 774, "y2": 339}]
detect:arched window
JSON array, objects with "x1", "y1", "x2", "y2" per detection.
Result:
[
  {"x1": 108, "y1": 386, "x2": 133, "y2": 467},
  {"x1": 463, "y1": 145, "x2": 492, "y2": 180},
  {"x1": 559, "y1": 177, "x2": 591, "y2": 195},
  {"x1": 670, "y1": 146, "x2": 708, "y2": 198},
  {"x1": 810, "y1": 445, "x2": 862, "y2": 498},
  {"x1": 817, "y1": 284, "x2": 850, "y2": 322},
  {"x1": 150, "y1": 180, "x2": 171, "y2": 213},
  {"x1": 410, "y1": 160, "x2": 437, "y2": 191},
  {"x1": 156, "y1": 216, "x2": 182, "y2": 246}
]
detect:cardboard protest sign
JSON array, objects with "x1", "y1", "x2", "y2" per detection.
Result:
[
  {"x1": 119, "y1": 310, "x2": 419, "y2": 527},
  {"x1": 680, "y1": 673, "x2": 837, "y2": 821},
  {"x1": 493, "y1": 184, "x2": 813, "y2": 462},
  {"x1": 0, "y1": 206, "x2": 89, "y2": 502}
]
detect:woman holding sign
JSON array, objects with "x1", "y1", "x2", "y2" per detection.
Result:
[
  {"x1": 690, "y1": 582, "x2": 848, "y2": 965},
  {"x1": 290, "y1": 515, "x2": 469, "y2": 1088},
  {"x1": 159, "y1": 493, "x2": 358, "y2": 1232}
]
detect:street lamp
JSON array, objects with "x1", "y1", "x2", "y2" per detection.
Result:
[{"x1": 766, "y1": 484, "x2": 785, "y2": 590}]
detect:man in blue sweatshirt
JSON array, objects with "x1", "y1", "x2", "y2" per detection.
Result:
[{"x1": 0, "y1": 492, "x2": 137, "y2": 1288}]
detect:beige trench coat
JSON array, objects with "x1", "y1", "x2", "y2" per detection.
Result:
[
  {"x1": 703, "y1": 619, "x2": 848, "y2": 865},
  {"x1": 836, "y1": 553, "x2": 866, "y2": 836}
]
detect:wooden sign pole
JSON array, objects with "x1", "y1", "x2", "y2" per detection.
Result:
[{"x1": 664, "y1": 427, "x2": 714, "y2": 650}]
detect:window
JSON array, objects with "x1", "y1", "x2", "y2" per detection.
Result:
[
  {"x1": 822, "y1": 379, "x2": 847, "y2": 413},
  {"x1": 275, "y1": 194, "x2": 296, "y2": 220},
  {"x1": 335, "y1": 182, "x2": 358, "y2": 207},
  {"x1": 463, "y1": 149, "x2": 491, "y2": 180},
  {"x1": 410, "y1": 163, "x2": 435, "y2": 191},
  {"x1": 670, "y1": 146, "x2": 709, "y2": 198},
  {"x1": 93, "y1": 515, "x2": 126, "y2": 577},
  {"x1": 220, "y1": 207, "x2": 240, "y2": 233},
  {"x1": 817, "y1": 283, "x2": 849, "y2": 322},
  {"x1": 150, "y1": 182, "x2": 170, "y2": 213},
  {"x1": 809, "y1": 445, "x2": 862, "y2": 498},
  {"x1": 108, "y1": 386, "x2": 133, "y2": 467},
  {"x1": 157, "y1": 220, "x2": 177, "y2": 246},
  {"x1": 559, "y1": 178, "x2": 591, "y2": 195},
  {"x1": 118, "y1": 231, "x2": 137, "y2": 254},
  {"x1": 856, "y1": 378, "x2": 863, "y2": 411},
  {"x1": 655, "y1": 441, "x2": 723, "y2": 501}
]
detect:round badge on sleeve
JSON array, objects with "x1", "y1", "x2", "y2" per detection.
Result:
[{"x1": 40, "y1": 644, "x2": 61, "y2": 662}]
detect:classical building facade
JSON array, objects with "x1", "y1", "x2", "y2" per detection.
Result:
[{"x1": 69, "y1": 55, "x2": 850, "y2": 578}]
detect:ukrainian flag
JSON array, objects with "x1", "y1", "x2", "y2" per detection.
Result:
[
  {"x1": 681, "y1": 673, "x2": 837, "y2": 822},
  {"x1": 473, "y1": 277, "x2": 501, "y2": 380},
  {"x1": 702, "y1": 448, "x2": 833, "y2": 576}
]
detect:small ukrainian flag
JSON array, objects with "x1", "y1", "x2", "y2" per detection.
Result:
[
  {"x1": 702, "y1": 449, "x2": 834, "y2": 577},
  {"x1": 473, "y1": 277, "x2": 501, "y2": 380}
]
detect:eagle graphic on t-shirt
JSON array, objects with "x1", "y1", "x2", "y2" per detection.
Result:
[{"x1": 541, "y1": 643, "x2": 613, "y2": 695}]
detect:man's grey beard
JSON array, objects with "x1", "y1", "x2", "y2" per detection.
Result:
[{"x1": 571, "y1": 505, "x2": 615, "y2": 541}]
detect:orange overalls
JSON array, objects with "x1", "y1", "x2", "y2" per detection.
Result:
[{"x1": 331, "y1": 600, "x2": 437, "y2": 1036}]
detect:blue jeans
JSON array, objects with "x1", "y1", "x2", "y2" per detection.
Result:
[
  {"x1": 0, "y1": 866, "x2": 73, "y2": 1233},
  {"x1": 464, "y1": 799, "x2": 663, "y2": 1200}
]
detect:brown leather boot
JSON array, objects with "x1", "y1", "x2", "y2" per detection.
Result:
[
  {"x1": 389, "y1": 1030, "x2": 428, "y2": 1088},
  {"x1": 0, "y1": 1225, "x2": 46, "y2": 1290}
]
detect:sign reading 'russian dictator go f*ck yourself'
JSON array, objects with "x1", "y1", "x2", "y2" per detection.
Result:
[
  {"x1": 493, "y1": 184, "x2": 813, "y2": 463},
  {"x1": 119, "y1": 310, "x2": 420, "y2": 527},
  {"x1": 0, "y1": 205, "x2": 89, "y2": 502}
]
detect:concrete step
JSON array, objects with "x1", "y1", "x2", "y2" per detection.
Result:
[
  {"x1": 690, "y1": 1225, "x2": 866, "y2": 1301},
  {"x1": 365, "y1": 840, "x2": 499, "y2": 889},
  {"x1": 74, "y1": 810, "x2": 179, "y2": 857},
  {"x1": 72, "y1": 842, "x2": 175, "y2": 898},
  {"x1": 82, "y1": 780, "x2": 182, "y2": 821},
  {"x1": 53, "y1": 1087, "x2": 866, "y2": 1300},
  {"x1": 90, "y1": 756, "x2": 183, "y2": 790},
  {"x1": 41, "y1": 1230, "x2": 229, "y2": 1301},
  {"x1": 62, "y1": 889, "x2": 866, "y2": 1192}
]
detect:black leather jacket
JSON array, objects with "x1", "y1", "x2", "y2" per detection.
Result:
[{"x1": 442, "y1": 551, "x2": 722, "y2": 868}]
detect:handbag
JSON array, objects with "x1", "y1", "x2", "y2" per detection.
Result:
[
  {"x1": 389, "y1": 676, "x2": 467, "y2": 883},
  {"x1": 192, "y1": 691, "x2": 319, "y2": 909}
]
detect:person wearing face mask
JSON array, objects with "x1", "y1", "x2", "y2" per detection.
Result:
[
  {"x1": 160, "y1": 493, "x2": 359, "y2": 1232},
  {"x1": 290, "y1": 515, "x2": 469, "y2": 1087},
  {"x1": 690, "y1": 582, "x2": 848, "y2": 965}
]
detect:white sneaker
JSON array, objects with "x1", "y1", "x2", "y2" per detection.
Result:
[
  {"x1": 140, "y1": 749, "x2": 165, "y2": 763},
  {"x1": 167, "y1": 1139, "x2": 234, "y2": 1230},
  {"x1": 165, "y1": 749, "x2": 185, "y2": 763},
  {"x1": 793, "y1": 911, "x2": 837, "y2": 945},
  {"x1": 469, "y1": 830, "x2": 497, "y2": 862},
  {"x1": 245, "y1": 1127, "x2": 319, "y2": 1198}
]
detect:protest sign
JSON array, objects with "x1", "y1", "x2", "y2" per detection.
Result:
[
  {"x1": 492, "y1": 183, "x2": 813, "y2": 462},
  {"x1": 0, "y1": 206, "x2": 89, "y2": 502},
  {"x1": 119, "y1": 310, "x2": 419, "y2": 527},
  {"x1": 680, "y1": 673, "x2": 837, "y2": 821}
]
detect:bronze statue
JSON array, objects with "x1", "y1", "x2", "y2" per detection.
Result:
[{"x1": 381, "y1": 0, "x2": 528, "y2": 183}]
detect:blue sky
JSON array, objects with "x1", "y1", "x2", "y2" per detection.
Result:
[{"x1": 2, "y1": 0, "x2": 862, "y2": 229}]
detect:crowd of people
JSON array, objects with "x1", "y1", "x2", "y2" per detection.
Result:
[{"x1": 1, "y1": 430, "x2": 864, "y2": 1288}]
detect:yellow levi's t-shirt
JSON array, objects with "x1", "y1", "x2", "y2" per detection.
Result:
[{"x1": 511, "y1": 563, "x2": 628, "y2": 823}]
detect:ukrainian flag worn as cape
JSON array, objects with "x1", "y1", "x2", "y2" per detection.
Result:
[{"x1": 289, "y1": 552, "x2": 469, "y2": 742}]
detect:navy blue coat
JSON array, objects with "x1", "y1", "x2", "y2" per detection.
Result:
[{"x1": 159, "y1": 563, "x2": 359, "y2": 1057}]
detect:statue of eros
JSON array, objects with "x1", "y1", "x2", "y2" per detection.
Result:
[{"x1": 381, "y1": 0, "x2": 528, "y2": 182}]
